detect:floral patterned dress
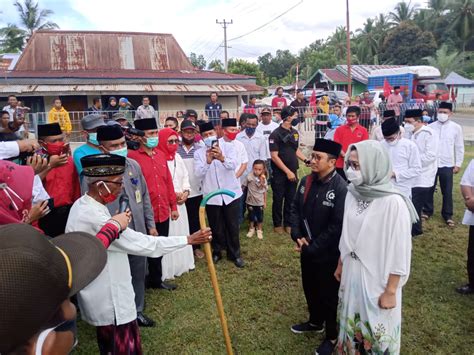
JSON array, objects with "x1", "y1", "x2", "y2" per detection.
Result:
[{"x1": 337, "y1": 193, "x2": 412, "y2": 354}]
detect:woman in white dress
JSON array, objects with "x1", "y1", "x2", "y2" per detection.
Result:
[
  {"x1": 334, "y1": 140, "x2": 418, "y2": 355},
  {"x1": 158, "y1": 128, "x2": 195, "y2": 280}
]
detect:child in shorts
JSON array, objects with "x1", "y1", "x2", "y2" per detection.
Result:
[{"x1": 243, "y1": 160, "x2": 268, "y2": 240}]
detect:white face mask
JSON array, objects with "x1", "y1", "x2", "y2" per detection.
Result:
[
  {"x1": 346, "y1": 167, "x2": 363, "y2": 186},
  {"x1": 404, "y1": 123, "x2": 415, "y2": 133},
  {"x1": 437, "y1": 113, "x2": 449, "y2": 123}
]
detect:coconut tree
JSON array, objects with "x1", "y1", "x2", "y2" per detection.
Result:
[
  {"x1": 448, "y1": 0, "x2": 474, "y2": 54},
  {"x1": 389, "y1": 1, "x2": 419, "y2": 23},
  {"x1": 423, "y1": 44, "x2": 465, "y2": 77},
  {"x1": 329, "y1": 26, "x2": 348, "y2": 62},
  {"x1": 0, "y1": 24, "x2": 25, "y2": 53},
  {"x1": 356, "y1": 18, "x2": 379, "y2": 64}
]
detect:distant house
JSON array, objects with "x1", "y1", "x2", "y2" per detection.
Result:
[
  {"x1": 303, "y1": 65, "x2": 403, "y2": 96},
  {"x1": 444, "y1": 71, "x2": 474, "y2": 105},
  {"x1": 0, "y1": 30, "x2": 262, "y2": 115}
]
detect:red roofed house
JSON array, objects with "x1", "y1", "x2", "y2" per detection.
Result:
[{"x1": 0, "y1": 30, "x2": 262, "y2": 117}]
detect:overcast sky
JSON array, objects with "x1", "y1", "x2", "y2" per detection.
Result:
[{"x1": 0, "y1": 0, "x2": 424, "y2": 64}]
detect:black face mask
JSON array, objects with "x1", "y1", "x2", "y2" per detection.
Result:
[
  {"x1": 182, "y1": 137, "x2": 194, "y2": 145},
  {"x1": 291, "y1": 117, "x2": 300, "y2": 126}
]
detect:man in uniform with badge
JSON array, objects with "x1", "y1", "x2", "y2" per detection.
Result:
[
  {"x1": 269, "y1": 106, "x2": 309, "y2": 234},
  {"x1": 289, "y1": 138, "x2": 347, "y2": 355},
  {"x1": 96, "y1": 124, "x2": 159, "y2": 327}
]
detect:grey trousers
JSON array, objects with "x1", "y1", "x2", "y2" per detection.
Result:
[{"x1": 128, "y1": 255, "x2": 146, "y2": 313}]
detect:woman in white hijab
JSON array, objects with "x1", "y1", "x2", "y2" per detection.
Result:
[{"x1": 334, "y1": 140, "x2": 417, "y2": 355}]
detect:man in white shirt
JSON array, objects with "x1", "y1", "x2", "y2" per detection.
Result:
[
  {"x1": 256, "y1": 107, "x2": 280, "y2": 181},
  {"x1": 381, "y1": 117, "x2": 422, "y2": 199},
  {"x1": 2, "y1": 94, "x2": 18, "y2": 121},
  {"x1": 404, "y1": 109, "x2": 439, "y2": 236},
  {"x1": 0, "y1": 139, "x2": 38, "y2": 160},
  {"x1": 424, "y1": 102, "x2": 464, "y2": 226},
  {"x1": 66, "y1": 153, "x2": 211, "y2": 352},
  {"x1": 371, "y1": 110, "x2": 405, "y2": 141},
  {"x1": 134, "y1": 96, "x2": 156, "y2": 120},
  {"x1": 194, "y1": 122, "x2": 244, "y2": 268}
]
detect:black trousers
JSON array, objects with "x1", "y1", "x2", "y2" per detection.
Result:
[
  {"x1": 301, "y1": 255, "x2": 339, "y2": 340},
  {"x1": 185, "y1": 195, "x2": 202, "y2": 250},
  {"x1": 468, "y1": 226, "x2": 474, "y2": 286},
  {"x1": 411, "y1": 187, "x2": 431, "y2": 236},
  {"x1": 271, "y1": 171, "x2": 297, "y2": 228},
  {"x1": 424, "y1": 167, "x2": 454, "y2": 221},
  {"x1": 128, "y1": 254, "x2": 146, "y2": 312},
  {"x1": 147, "y1": 218, "x2": 170, "y2": 286},
  {"x1": 38, "y1": 204, "x2": 73, "y2": 237},
  {"x1": 206, "y1": 198, "x2": 241, "y2": 260}
]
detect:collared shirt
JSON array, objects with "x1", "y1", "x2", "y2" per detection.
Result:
[
  {"x1": 236, "y1": 130, "x2": 267, "y2": 183},
  {"x1": 44, "y1": 157, "x2": 81, "y2": 208},
  {"x1": 230, "y1": 138, "x2": 248, "y2": 175},
  {"x1": 0, "y1": 141, "x2": 19, "y2": 160},
  {"x1": 256, "y1": 121, "x2": 280, "y2": 159},
  {"x1": 66, "y1": 194, "x2": 188, "y2": 326},
  {"x1": 333, "y1": 124, "x2": 369, "y2": 168},
  {"x1": 178, "y1": 142, "x2": 204, "y2": 197},
  {"x1": 387, "y1": 93, "x2": 403, "y2": 116},
  {"x1": 2, "y1": 105, "x2": 16, "y2": 121},
  {"x1": 32, "y1": 175, "x2": 50, "y2": 204},
  {"x1": 204, "y1": 102, "x2": 222, "y2": 124},
  {"x1": 411, "y1": 126, "x2": 439, "y2": 188},
  {"x1": 135, "y1": 104, "x2": 156, "y2": 119},
  {"x1": 381, "y1": 138, "x2": 422, "y2": 198},
  {"x1": 429, "y1": 120, "x2": 464, "y2": 168},
  {"x1": 73, "y1": 144, "x2": 101, "y2": 176},
  {"x1": 242, "y1": 172, "x2": 268, "y2": 206},
  {"x1": 194, "y1": 139, "x2": 242, "y2": 206},
  {"x1": 461, "y1": 160, "x2": 474, "y2": 225},
  {"x1": 128, "y1": 147, "x2": 177, "y2": 222}
]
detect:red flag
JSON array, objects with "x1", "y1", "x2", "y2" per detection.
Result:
[
  {"x1": 383, "y1": 78, "x2": 392, "y2": 98},
  {"x1": 309, "y1": 87, "x2": 317, "y2": 108}
]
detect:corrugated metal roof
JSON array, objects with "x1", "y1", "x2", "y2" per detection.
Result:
[
  {"x1": 336, "y1": 65, "x2": 403, "y2": 84},
  {"x1": 0, "y1": 83, "x2": 263, "y2": 95},
  {"x1": 445, "y1": 71, "x2": 474, "y2": 86},
  {"x1": 14, "y1": 30, "x2": 194, "y2": 72},
  {"x1": 320, "y1": 69, "x2": 350, "y2": 84}
]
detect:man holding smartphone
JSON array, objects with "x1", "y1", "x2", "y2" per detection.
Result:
[
  {"x1": 194, "y1": 122, "x2": 245, "y2": 268},
  {"x1": 36, "y1": 123, "x2": 81, "y2": 237}
]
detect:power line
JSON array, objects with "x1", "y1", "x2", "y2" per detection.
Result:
[
  {"x1": 228, "y1": 0, "x2": 303, "y2": 42},
  {"x1": 216, "y1": 19, "x2": 233, "y2": 72}
]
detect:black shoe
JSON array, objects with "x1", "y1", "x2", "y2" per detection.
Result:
[
  {"x1": 158, "y1": 281, "x2": 177, "y2": 291},
  {"x1": 212, "y1": 254, "x2": 222, "y2": 264},
  {"x1": 291, "y1": 321, "x2": 324, "y2": 334},
  {"x1": 234, "y1": 258, "x2": 245, "y2": 268},
  {"x1": 315, "y1": 339, "x2": 336, "y2": 355},
  {"x1": 137, "y1": 312, "x2": 156, "y2": 327},
  {"x1": 456, "y1": 284, "x2": 474, "y2": 295}
]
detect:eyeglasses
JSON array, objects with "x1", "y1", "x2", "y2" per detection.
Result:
[{"x1": 167, "y1": 139, "x2": 179, "y2": 144}]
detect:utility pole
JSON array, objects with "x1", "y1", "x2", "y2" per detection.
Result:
[
  {"x1": 345, "y1": 0, "x2": 352, "y2": 98},
  {"x1": 216, "y1": 19, "x2": 233, "y2": 73}
]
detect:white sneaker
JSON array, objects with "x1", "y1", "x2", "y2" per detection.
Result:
[
  {"x1": 257, "y1": 230, "x2": 263, "y2": 240},
  {"x1": 246, "y1": 229, "x2": 255, "y2": 238}
]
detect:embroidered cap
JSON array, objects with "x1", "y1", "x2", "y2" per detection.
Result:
[{"x1": 81, "y1": 154, "x2": 126, "y2": 177}]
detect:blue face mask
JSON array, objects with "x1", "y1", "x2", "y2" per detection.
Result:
[
  {"x1": 145, "y1": 136, "x2": 158, "y2": 148},
  {"x1": 272, "y1": 116, "x2": 279, "y2": 122},
  {"x1": 422, "y1": 115, "x2": 431, "y2": 123},
  {"x1": 110, "y1": 146, "x2": 128, "y2": 158},
  {"x1": 203, "y1": 135, "x2": 217, "y2": 148},
  {"x1": 291, "y1": 117, "x2": 300, "y2": 126},
  {"x1": 245, "y1": 127, "x2": 256, "y2": 136},
  {"x1": 88, "y1": 132, "x2": 99, "y2": 146}
]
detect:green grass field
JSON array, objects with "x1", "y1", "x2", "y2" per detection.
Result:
[{"x1": 75, "y1": 148, "x2": 474, "y2": 355}]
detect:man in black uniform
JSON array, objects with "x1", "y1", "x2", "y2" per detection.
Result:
[
  {"x1": 269, "y1": 106, "x2": 309, "y2": 234},
  {"x1": 289, "y1": 138, "x2": 347, "y2": 355}
]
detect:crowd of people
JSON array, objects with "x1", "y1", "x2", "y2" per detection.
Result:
[{"x1": 0, "y1": 90, "x2": 471, "y2": 355}]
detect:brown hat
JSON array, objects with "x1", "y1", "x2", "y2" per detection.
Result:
[{"x1": 0, "y1": 224, "x2": 107, "y2": 353}]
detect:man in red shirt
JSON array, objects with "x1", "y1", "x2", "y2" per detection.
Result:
[
  {"x1": 128, "y1": 118, "x2": 179, "y2": 290},
  {"x1": 271, "y1": 86, "x2": 288, "y2": 109},
  {"x1": 243, "y1": 95, "x2": 257, "y2": 114},
  {"x1": 333, "y1": 106, "x2": 369, "y2": 179},
  {"x1": 36, "y1": 123, "x2": 81, "y2": 237}
]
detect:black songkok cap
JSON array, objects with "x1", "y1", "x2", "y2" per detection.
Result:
[
  {"x1": 439, "y1": 101, "x2": 453, "y2": 110},
  {"x1": 382, "y1": 118, "x2": 400, "y2": 137},
  {"x1": 313, "y1": 138, "x2": 342, "y2": 157},
  {"x1": 97, "y1": 125, "x2": 124, "y2": 142},
  {"x1": 346, "y1": 106, "x2": 361, "y2": 115},
  {"x1": 199, "y1": 121, "x2": 214, "y2": 133},
  {"x1": 222, "y1": 118, "x2": 237, "y2": 127},
  {"x1": 133, "y1": 118, "x2": 158, "y2": 131},
  {"x1": 81, "y1": 154, "x2": 126, "y2": 177},
  {"x1": 37, "y1": 123, "x2": 62, "y2": 137},
  {"x1": 383, "y1": 110, "x2": 396, "y2": 118},
  {"x1": 404, "y1": 109, "x2": 423, "y2": 119}
]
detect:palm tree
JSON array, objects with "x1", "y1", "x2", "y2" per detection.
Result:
[
  {"x1": 208, "y1": 59, "x2": 224, "y2": 72},
  {"x1": 423, "y1": 44, "x2": 465, "y2": 77},
  {"x1": 356, "y1": 18, "x2": 379, "y2": 64},
  {"x1": 0, "y1": 24, "x2": 25, "y2": 53},
  {"x1": 0, "y1": 0, "x2": 58, "y2": 52},
  {"x1": 389, "y1": 1, "x2": 419, "y2": 23},
  {"x1": 448, "y1": 0, "x2": 474, "y2": 54},
  {"x1": 329, "y1": 26, "x2": 348, "y2": 61}
]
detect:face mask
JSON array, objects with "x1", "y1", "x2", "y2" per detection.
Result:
[
  {"x1": 182, "y1": 136, "x2": 194, "y2": 145},
  {"x1": 404, "y1": 123, "x2": 415, "y2": 133},
  {"x1": 422, "y1": 115, "x2": 431, "y2": 123},
  {"x1": 168, "y1": 144, "x2": 178, "y2": 155},
  {"x1": 347, "y1": 117, "x2": 358, "y2": 125},
  {"x1": 346, "y1": 167, "x2": 363, "y2": 186},
  {"x1": 272, "y1": 116, "x2": 279, "y2": 122},
  {"x1": 145, "y1": 136, "x2": 158, "y2": 148},
  {"x1": 88, "y1": 132, "x2": 99, "y2": 145},
  {"x1": 44, "y1": 141, "x2": 65, "y2": 156},
  {"x1": 245, "y1": 127, "x2": 256, "y2": 136},
  {"x1": 291, "y1": 118, "x2": 300, "y2": 127},
  {"x1": 437, "y1": 113, "x2": 449, "y2": 123},
  {"x1": 110, "y1": 146, "x2": 128, "y2": 158},
  {"x1": 98, "y1": 181, "x2": 118, "y2": 204},
  {"x1": 224, "y1": 131, "x2": 239, "y2": 141},
  {"x1": 204, "y1": 135, "x2": 217, "y2": 148}
]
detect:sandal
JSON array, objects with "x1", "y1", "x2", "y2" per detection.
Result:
[
  {"x1": 421, "y1": 214, "x2": 429, "y2": 221},
  {"x1": 446, "y1": 219, "x2": 455, "y2": 227}
]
